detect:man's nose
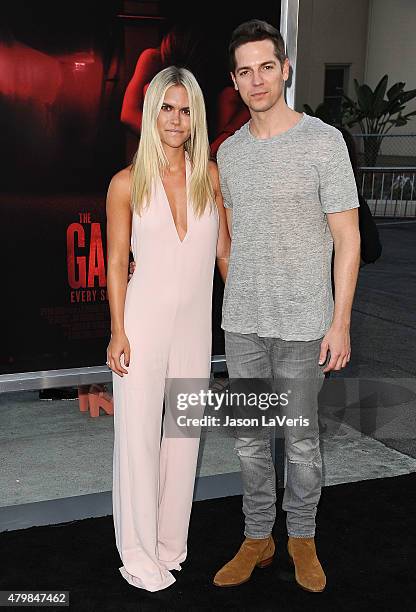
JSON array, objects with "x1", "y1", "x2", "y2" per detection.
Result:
[{"x1": 252, "y1": 70, "x2": 264, "y2": 86}]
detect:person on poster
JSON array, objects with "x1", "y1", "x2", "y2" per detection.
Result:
[
  {"x1": 212, "y1": 20, "x2": 361, "y2": 592},
  {"x1": 106, "y1": 66, "x2": 230, "y2": 592},
  {"x1": 120, "y1": 23, "x2": 250, "y2": 156}
]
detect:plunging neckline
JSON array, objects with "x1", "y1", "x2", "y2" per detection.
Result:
[{"x1": 160, "y1": 155, "x2": 189, "y2": 244}]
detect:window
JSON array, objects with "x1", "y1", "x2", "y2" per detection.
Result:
[{"x1": 324, "y1": 64, "x2": 350, "y2": 124}]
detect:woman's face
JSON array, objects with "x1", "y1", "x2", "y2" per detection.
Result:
[{"x1": 157, "y1": 85, "x2": 191, "y2": 150}]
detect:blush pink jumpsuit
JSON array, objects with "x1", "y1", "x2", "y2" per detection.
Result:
[{"x1": 112, "y1": 155, "x2": 218, "y2": 591}]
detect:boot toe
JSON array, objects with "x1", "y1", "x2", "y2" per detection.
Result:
[
  {"x1": 213, "y1": 563, "x2": 250, "y2": 587},
  {"x1": 213, "y1": 536, "x2": 275, "y2": 587}
]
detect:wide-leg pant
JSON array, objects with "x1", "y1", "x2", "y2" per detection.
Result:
[{"x1": 112, "y1": 321, "x2": 210, "y2": 592}]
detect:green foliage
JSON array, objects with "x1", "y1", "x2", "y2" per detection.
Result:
[
  {"x1": 304, "y1": 75, "x2": 416, "y2": 165},
  {"x1": 342, "y1": 74, "x2": 416, "y2": 134},
  {"x1": 303, "y1": 103, "x2": 335, "y2": 125}
]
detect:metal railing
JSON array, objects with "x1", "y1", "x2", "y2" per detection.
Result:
[
  {"x1": 359, "y1": 167, "x2": 416, "y2": 217},
  {"x1": 348, "y1": 134, "x2": 416, "y2": 216}
]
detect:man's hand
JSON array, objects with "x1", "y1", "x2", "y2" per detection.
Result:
[{"x1": 319, "y1": 324, "x2": 351, "y2": 373}]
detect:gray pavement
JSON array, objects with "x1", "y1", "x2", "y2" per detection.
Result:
[
  {"x1": 339, "y1": 219, "x2": 416, "y2": 457},
  {"x1": 350, "y1": 219, "x2": 416, "y2": 377}
]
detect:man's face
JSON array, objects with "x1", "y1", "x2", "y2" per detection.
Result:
[{"x1": 231, "y1": 39, "x2": 289, "y2": 113}]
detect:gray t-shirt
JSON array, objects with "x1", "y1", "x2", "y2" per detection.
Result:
[{"x1": 217, "y1": 113, "x2": 360, "y2": 341}]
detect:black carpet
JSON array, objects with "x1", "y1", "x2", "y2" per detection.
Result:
[{"x1": 1, "y1": 473, "x2": 416, "y2": 611}]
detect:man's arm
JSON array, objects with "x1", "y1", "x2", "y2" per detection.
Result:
[
  {"x1": 208, "y1": 161, "x2": 230, "y2": 282},
  {"x1": 320, "y1": 208, "x2": 361, "y2": 372},
  {"x1": 225, "y1": 208, "x2": 232, "y2": 238},
  {"x1": 215, "y1": 146, "x2": 233, "y2": 239}
]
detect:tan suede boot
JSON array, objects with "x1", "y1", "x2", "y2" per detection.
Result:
[
  {"x1": 213, "y1": 535, "x2": 275, "y2": 587},
  {"x1": 287, "y1": 536, "x2": 326, "y2": 592}
]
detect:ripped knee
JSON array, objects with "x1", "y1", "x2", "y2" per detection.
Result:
[
  {"x1": 286, "y1": 438, "x2": 320, "y2": 466},
  {"x1": 234, "y1": 434, "x2": 271, "y2": 458}
]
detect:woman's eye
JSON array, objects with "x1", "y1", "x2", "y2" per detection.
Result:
[
  {"x1": 162, "y1": 105, "x2": 171, "y2": 111},
  {"x1": 182, "y1": 109, "x2": 190, "y2": 116}
]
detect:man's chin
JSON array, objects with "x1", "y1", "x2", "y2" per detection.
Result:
[{"x1": 248, "y1": 102, "x2": 274, "y2": 113}]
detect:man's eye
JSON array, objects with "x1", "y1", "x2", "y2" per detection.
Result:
[
  {"x1": 263, "y1": 65, "x2": 273, "y2": 70},
  {"x1": 239, "y1": 70, "x2": 248, "y2": 77}
]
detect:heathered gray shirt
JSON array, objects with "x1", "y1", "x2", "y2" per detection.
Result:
[{"x1": 217, "y1": 113, "x2": 360, "y2": 341}]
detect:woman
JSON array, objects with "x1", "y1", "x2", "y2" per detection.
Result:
[
  {"x1": 337, "y1": 126, "x2": 382, "y2": 266},
  {"x1": 106, "y1": 66, "x2": 230, "y2": 592}
]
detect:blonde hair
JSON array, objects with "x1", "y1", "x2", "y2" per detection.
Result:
[{"x1": 130, "y1": 66, "x2": 214, "y2": 217}]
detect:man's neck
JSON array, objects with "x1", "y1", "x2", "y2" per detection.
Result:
[{"x1": 248, "y1": 101, "x2": 303, "y2": 140}]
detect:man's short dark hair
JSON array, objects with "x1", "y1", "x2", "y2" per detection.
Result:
[{"x1": 229, "y1": 19, "x2": 287, "y2": 73}]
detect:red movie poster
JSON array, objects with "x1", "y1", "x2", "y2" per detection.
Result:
[{"x1": 0, "y1": 1, "x2": 280, "y2": 374}]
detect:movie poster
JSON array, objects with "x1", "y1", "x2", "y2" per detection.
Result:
[{"x1": 0, "y1": 1, "x2": 280, "y2": 375}]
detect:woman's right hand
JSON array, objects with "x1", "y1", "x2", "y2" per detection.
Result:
[{"x1": 107, "y1": 331, "x2": 131, "y2": 377}]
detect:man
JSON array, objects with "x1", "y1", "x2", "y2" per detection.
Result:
[{"x1": 213, "y1": 20, "x2": 361, "y2": 592}]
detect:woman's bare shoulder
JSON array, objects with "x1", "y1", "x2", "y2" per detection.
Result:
[
  {"x1": 108, "y1": 165, "x2": 132, "y2": 195},
  {"x1": 106, "y1": 166, "x2": 134, "y2": 213}
]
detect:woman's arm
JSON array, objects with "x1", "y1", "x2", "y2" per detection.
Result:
[
  {"x1": 208, "y1": 161, "x2": 230, "y2": 283},
  {"x1": 106, "y1": 168, "x2": 132, "y2": 376}
]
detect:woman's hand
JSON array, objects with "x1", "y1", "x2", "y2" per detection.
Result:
[
  {"x1": 128, "y1": 260, "x2": 137, "y2": 281},
  {"x1": 107, "y1": 331, "x2": 131, "y2": 377}
]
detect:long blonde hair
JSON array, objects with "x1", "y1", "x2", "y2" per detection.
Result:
[{"x1": 130, "y1": 66, "x2": 214, "y2": 217}]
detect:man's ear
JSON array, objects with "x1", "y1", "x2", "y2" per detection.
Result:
[
  {"x1": 231, "y1": 72, "x2": 238, "y2": 91},
  {"x1": 282, "y1": 57, "x2": 290, "y2": 82}
]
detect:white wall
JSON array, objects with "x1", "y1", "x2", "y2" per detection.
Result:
[
  {"x1": 365, "y1": 0, "x2": 416, "y2": 135},
  {"x1": 295, "y1": 0, "x2": 370, "y2": 114}
]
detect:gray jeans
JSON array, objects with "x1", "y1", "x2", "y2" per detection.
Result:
[{"x1": 225, "y1": 331, "x2": 325, "y2": 539}]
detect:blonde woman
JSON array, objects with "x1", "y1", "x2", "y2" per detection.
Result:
[{"x1": 106, "y1": 66, "x2": 230, "y2": 592}]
